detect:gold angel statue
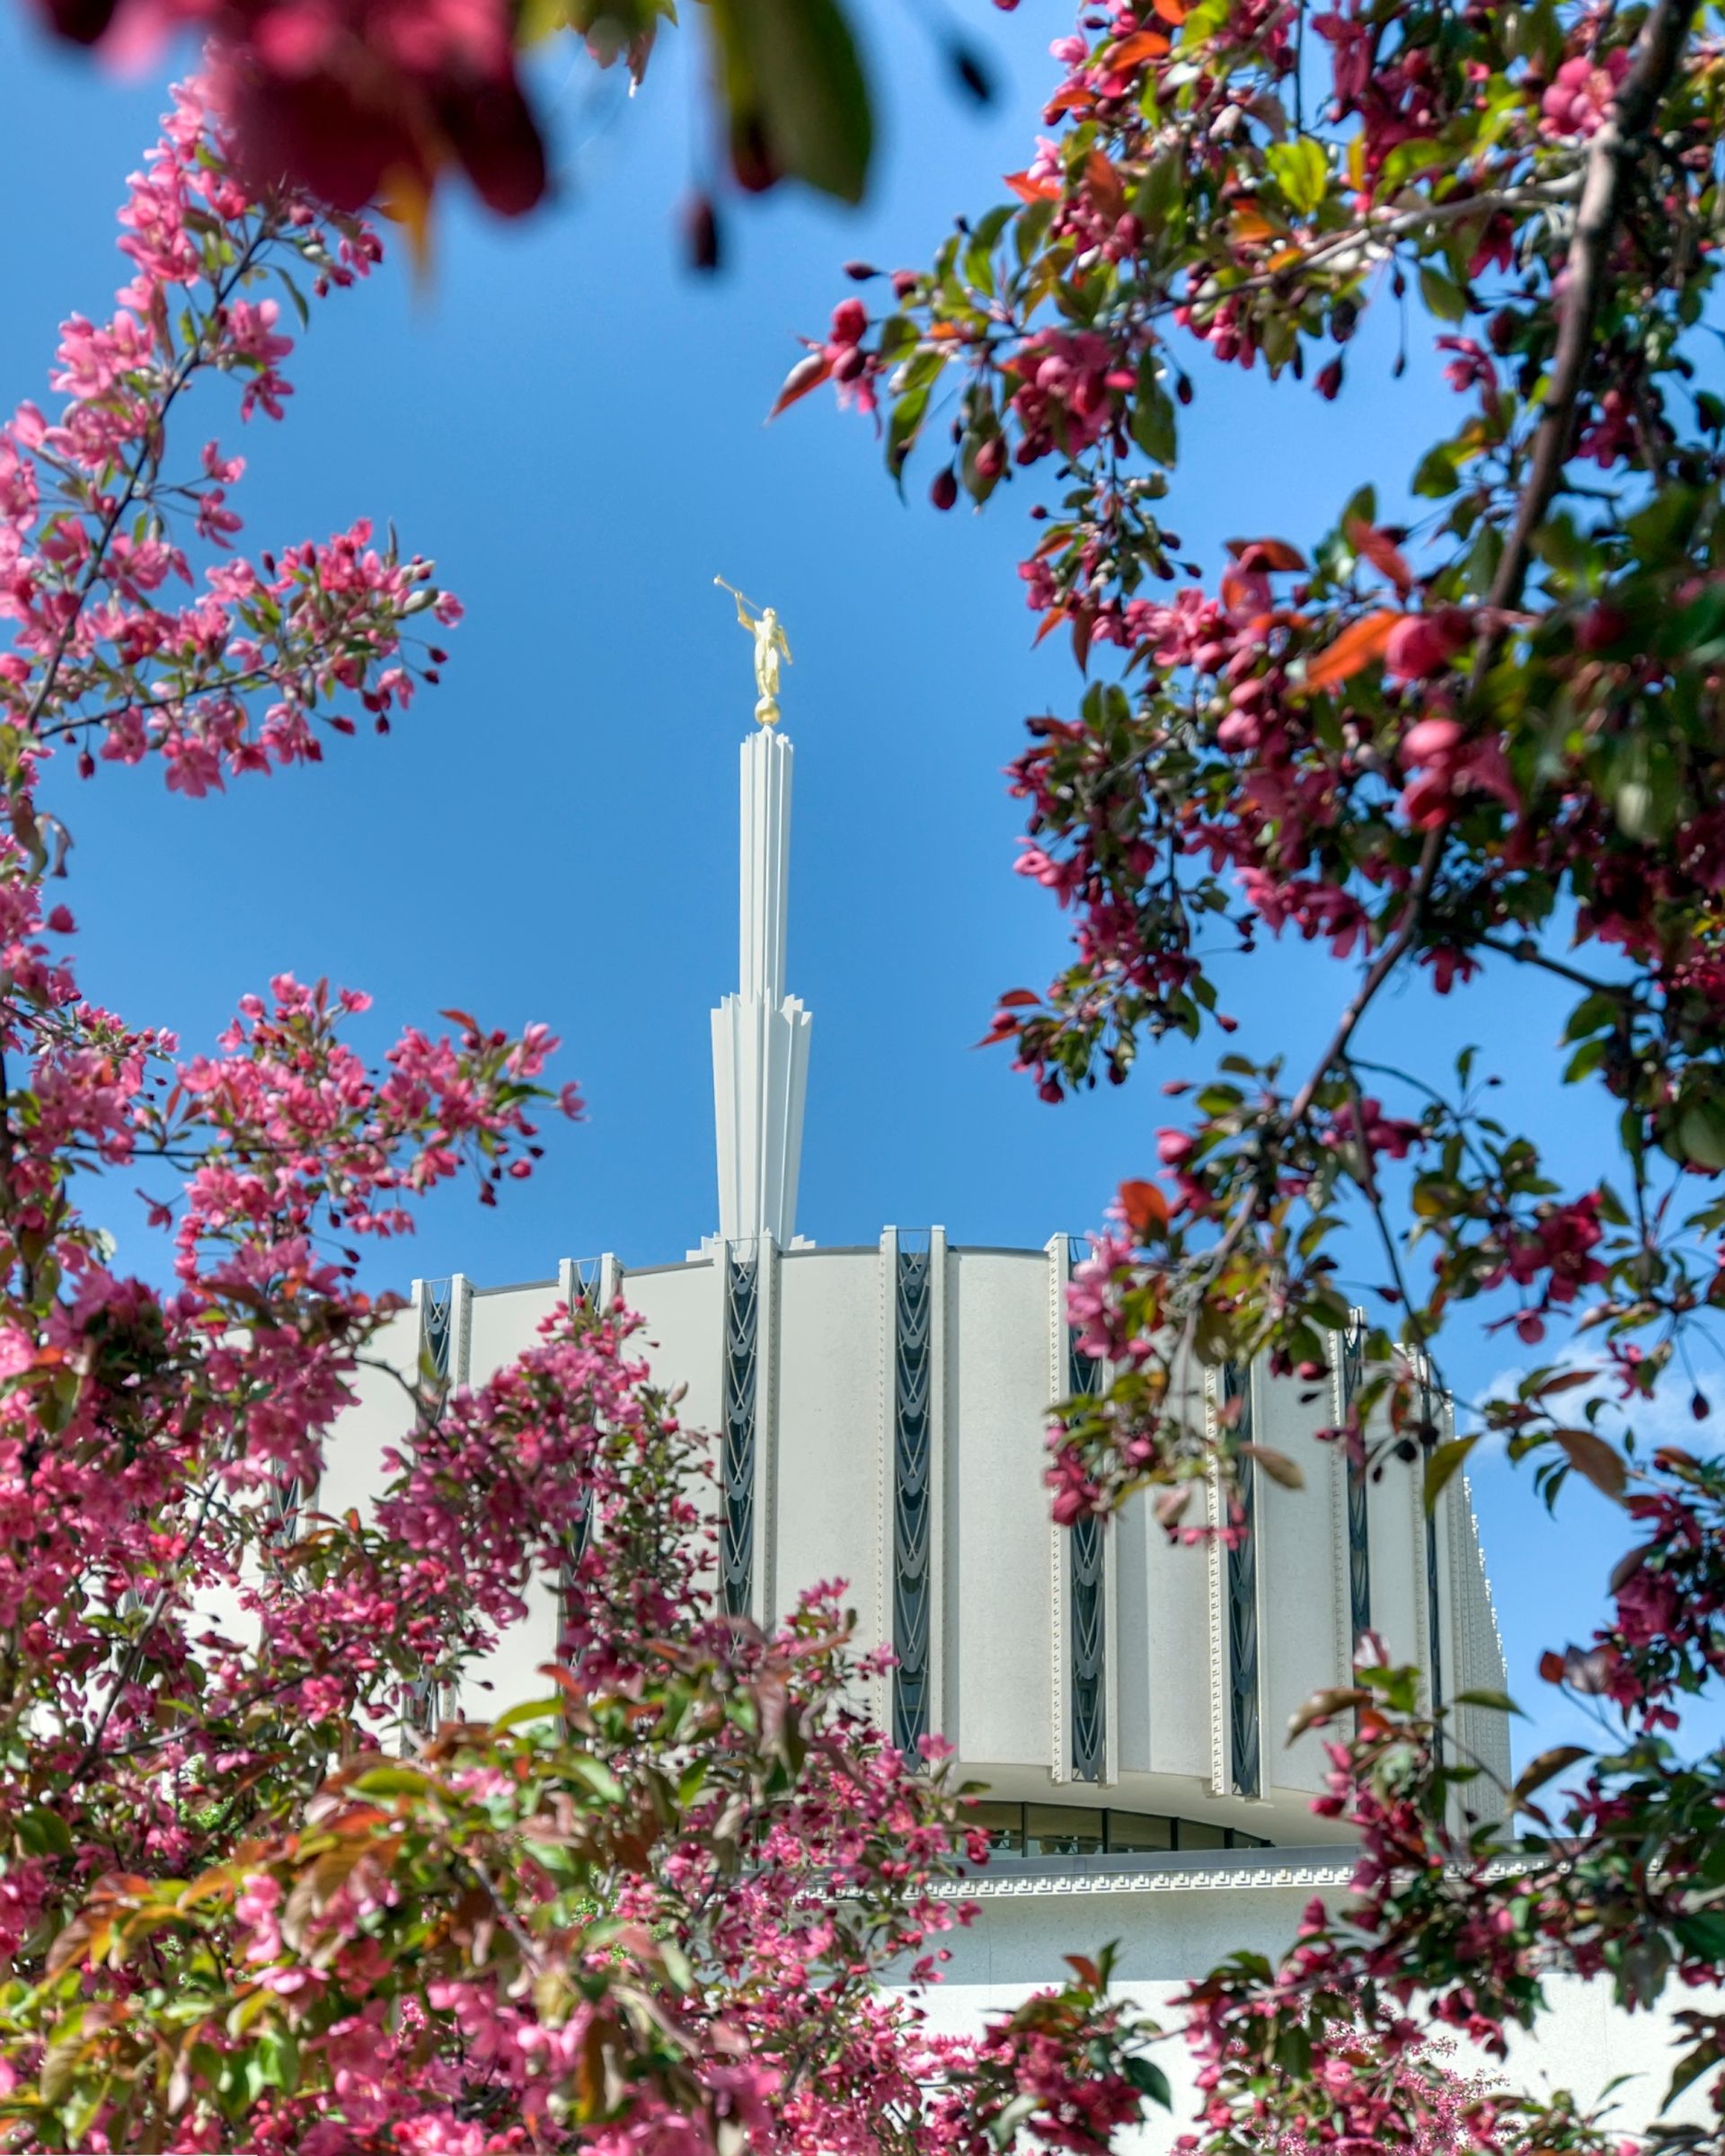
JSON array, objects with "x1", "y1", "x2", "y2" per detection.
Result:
[{"x1": 715, "y1": 577, "x2": 792, "y2": 726}]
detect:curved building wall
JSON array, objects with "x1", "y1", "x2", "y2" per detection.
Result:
[{"x1": 329, "y1": 1231, "x2": 1508, "y2": 1846}]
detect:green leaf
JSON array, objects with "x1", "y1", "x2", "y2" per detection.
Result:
[
  {"x1": 963, "y1": 204, "x2": 1013, "y2": 292},
  {"x1": 1411, "y1": 444, "x2": 1460, "y2": 498},
  {"x1": 1124, "y1": 2056, "x2": 1172, "y2": 2108},
  {"x1": 1676, "y1": 1099, "x2": 1725, "y2": 1171},
  {"x1": 887, "y1": 382, "x2": 933, "y2": 481},
  {"x1": 1417, "y1": 264, "x2": 1468, "y2": 323},
  {"x1": 1673, "y1": 1912, "x2": 1725, "y2": 1965},
  {"x1": 1267, "y1": 137, "x2": 1328, "y2": 216},
  {"x1": 1452, "y1": 1686, "x2": 1522, "y2": 1715},
  {"x1": 494, "y1": 1694, "x2": 564, "y2": 1732},
  {"x1": 349, "y1": 1765, "x2": 437, "y2": 1798},
  {"x1": 1134, "y1": 152, "x2": 1183, "y2": 230},
  {"x1": 17, "y1": 1805, "x2": 74, "y2": 1859},
  {"x1": 712, "y1": 0, "x2": 874, "y2": 205},
  {"x1": 1423, "y1": 1434, "x2": 1476, "y2": 1510},
  {"x1": 1131, "y1": 356, "x2": 1177, "y2": 466},
  {"x1": 1609, "y1": 737, "x2": 1680, "y2": 844},
  {"x1": 274, "y1": 267, "x2": 311, "y2": 330},
  {"x1": 1666, "y1": 2035, "x2": 1723, "y2": 2111},
  {"x1": 565, "y1": 1754, "x2": 624, "y2": 1803},
  {"x1": 1381, "y1": 137, "x2": 1442, "y2": 191}
]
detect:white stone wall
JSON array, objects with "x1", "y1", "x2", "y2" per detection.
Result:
[
  {"x1": 308, "y1": 1237, "x2": 1689, "y2": 2136},
  {"x1": 309, "y1": 1236, "x2": 1509, "y2": 1847},
  {"x1": 912, "y1": 1867, "x2": 1706, "y2": 2147}
]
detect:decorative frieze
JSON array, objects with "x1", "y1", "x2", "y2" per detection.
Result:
[
  {"x1": 1223, "y1": 1362, "x2": 1261, "y2": 1799},
  {"x1": 721, "y1": 1250, "x2": 760, "y2": 1620},
  {"x1": 891, "y1": 1240, "x2": 933, "y2": 1755},
  {"x1": 1066, "y1": 1241, "x2": 1106, "y2": 1783}
]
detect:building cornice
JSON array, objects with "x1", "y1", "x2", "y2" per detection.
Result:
[
  {"x1": 930, "y1": 1844, "x2": 1360, "y2": 1900},
  {"x1": 930, "y1": 1844, "x2": 1528, "y2": 1902}
]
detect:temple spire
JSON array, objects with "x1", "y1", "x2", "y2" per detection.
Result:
[{"x1": 711, "y1": 588, "x2": 811, "y2": 1249}]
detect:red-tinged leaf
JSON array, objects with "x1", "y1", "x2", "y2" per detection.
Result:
[
  {"x1": 1064, "y1": 1953, "x2": 1102, "y2": 1988},
  {"x1": 1511, "y1": 1744, "x2": 1590, "y2": 1809},
  {"x1": 1652, "y1": 1445, "x2": 1703, "y2": 1480},
  {"x1": 1226, "y1": 535, "x2": 1307, "y2": 571},
  {"x1": 1109, "y1": 28, "x2": 1171, "y2": 64},
  {"x1": 1044, "y1": 84, "x2": 1096, "y2": 118},
  {"x1": 1072, "y1": 611, "x2": 1093, "y2": 673},
  {"x1": 1084, "y1": 149, "x2": 1125, "y2": 218},
  {"x1": 1230, "y1": 207, "x2": 1278, "y2": 245},
  {"x1": 1032, "y1": 607, "x2": 1066, "y2": 647},
  {"x1": 1346, "y1": 516, "x2": 1414, "y2": 597},
  {"x1": 1005, "y1": 170, "x2": 1061, "y2": 204},
  {"x1": 1287, "y1": 1685, "x2": 1368, "y2": 1741},
  {"x1": 1538, "y1": 1648, "x2": 1567, "y2": 1684},
  {"x1": 998, "y1": 988, "x2": 1041, "y2": 1008},
  {"x1": 1119, "y1": 1179, "x2": 1170, "y2": 1234},
  {"x1": 1553, "y1": 1427, "x2": 1628, "y2": 1501},
  {"x1": 768, "y1": 350, "x2": 832, "y2": 419},
  {"x1": 1534, "y1": 1367, "x2": 1597, "y2": 1397},
  {"x1": 973, "y1": 1020, "x2": 1018, "y2": 1048},
  {"x1": 1152, "y1": 0, "x2": 1188, "y2": 20},
  {"x1": 1240, "y1": 1441, "x2": 1305, "y2": 1491},
  {"x1": 439, "y1": 1008, "x2": 480, "y2": 1032},
  {"x1": 46, "y1": 1910, "x2": 109, "y2": 1979},
  {"x1": 1303, "y1": 609, "x2": 1402, "y2": 692}
]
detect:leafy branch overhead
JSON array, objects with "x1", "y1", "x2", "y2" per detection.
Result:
[
  {"x1": 29, "y1": 0, "x2": 900, "y2": 232},
  {"x1": 0, "y1": 77, "x2": 1173, "y2": 2156},
  {"x1": 803, "y1": 2, "x2": 1725, "y2": 2148}
]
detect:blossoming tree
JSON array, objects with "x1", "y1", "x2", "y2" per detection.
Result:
[
  {"x1": 0, "y1": 78, "x2": 1179, "y2": 2156},
  {"x1": 16, "y1": 4, "x2": 1725, "y2": 2152},
  {"x1": 799, "y1": 0, "x2": 1725, "y2": 2149}
]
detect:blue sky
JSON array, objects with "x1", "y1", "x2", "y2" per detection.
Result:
[{"x1": 0, "y1": 4, "x2": 1677, "y2": 1765}]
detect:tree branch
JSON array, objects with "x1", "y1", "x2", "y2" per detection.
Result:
[{"x1": 1488, "y1": 0, "x2": 1691, "y2": 614}]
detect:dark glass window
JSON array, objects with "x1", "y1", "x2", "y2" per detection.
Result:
[
  {"x1": 1105, "y1": 1811, "x2": 1174, "y2": 1853},
  {"x1": 970, "y1": 1802, "x2": 1024, "y2": 1855},
  {"x1": 1025, "y1": 1805, "x2": 1105, "y2": 1857},
  {"x1": 960, "y1": 1801, "x2": 1272, "y2": 1860}
]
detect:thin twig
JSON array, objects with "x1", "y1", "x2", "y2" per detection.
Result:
[{"x1": 1487, "y1": 0, "x2": 1691, "y2": 615}]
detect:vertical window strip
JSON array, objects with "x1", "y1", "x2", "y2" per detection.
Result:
[
  {"x1": 721, "y1": 1252, "x2": 759, "y2": 1620},
  {"x1": 562, "y1": 1260, "x2": 606, "y2": 1646},
  {"x1": 1224, "y1": 1362, "x2": 1261, "y2": 1798},
  {"x1": 891, "y1": 1242, "x2": 933, "y2": 1757},
  {"x1": 1068, "y1": 1240, "x2": 1106, "y2": 1783},
  {"x1": 405, "y1": 1279, "x2": 456, "y2": 1743},
  {"x1": 1341, "y1": 1312, "x2": 1371, "y2": 1651},
  {"x1": 1420, "y1": 1370, "x2": 1445, "y2": 1723},
  {"x1": 421, "y1": 1277, "x2": 453, "y2": 1384}
]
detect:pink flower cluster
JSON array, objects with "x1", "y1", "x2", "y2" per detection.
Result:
[{"x1": 0, "y1": 81, "x2": 457, "y2": 792}]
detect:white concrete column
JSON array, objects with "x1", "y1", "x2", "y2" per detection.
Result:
[{"x1": 712, "y1": 726, "x2": 812, "y2": 1248}]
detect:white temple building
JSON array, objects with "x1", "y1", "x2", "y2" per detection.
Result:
[{"x1": 319, "y1": 662, "x2": 1689, "y2": 2134}]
